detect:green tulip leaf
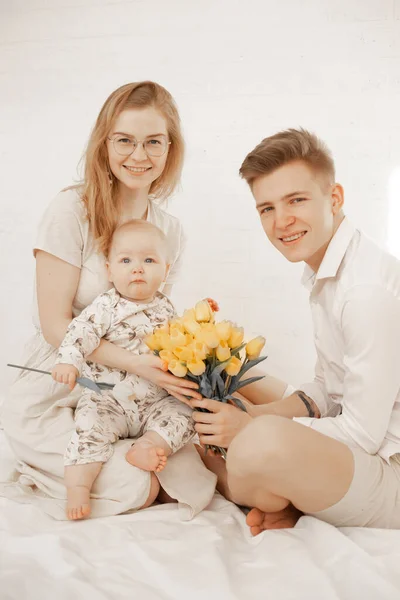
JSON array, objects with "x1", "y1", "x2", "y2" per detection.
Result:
[{"x1": 225, "y1": 394, "x2": 247, "y2": 411}]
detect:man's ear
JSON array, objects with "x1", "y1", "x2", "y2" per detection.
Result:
[{"x1": 331, "y1": 183, "x2": 344, "y2": 215}]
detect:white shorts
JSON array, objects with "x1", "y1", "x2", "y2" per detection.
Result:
[{"x1": 308, "y1": 448, "x2": 400, "y2": 528}]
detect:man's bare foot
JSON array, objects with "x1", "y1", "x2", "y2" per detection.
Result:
[
  {"x1": 246, "y1": 504, "x2": 302, "y2": 536},
  {"x1": 126, "y1": 443, "x2": 168, "y2": 472},
  {"x1": 66, "y1": 485, "x2": 91, "y2": 521}
]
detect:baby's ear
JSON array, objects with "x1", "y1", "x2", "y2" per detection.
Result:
[
  {"x1": 164, "y1": 264, "x2": 171, "y2": 282},
  {"x1": 105, "y1": 261, "x2": 113, "y2": 283}
]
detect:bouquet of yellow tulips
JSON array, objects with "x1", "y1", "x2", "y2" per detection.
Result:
[{"x1": 145, "y1": 300, "x2": 267, "y2": 457}]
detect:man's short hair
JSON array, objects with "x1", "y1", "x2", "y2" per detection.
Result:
[{"x1": 239, "y1": 128, "x2": 335, "y2": 189}]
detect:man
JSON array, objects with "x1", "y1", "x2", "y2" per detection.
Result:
[{"x1": 191, "y1": 128, "x2": 400, "y2": 535}]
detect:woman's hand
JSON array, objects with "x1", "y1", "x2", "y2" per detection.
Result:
[
  {"x1": 190, "y1": 398, "x2": 253, "y2": 448},
  {"x1": 133, "y1": 354, "x2": 202, "y2": 403}
]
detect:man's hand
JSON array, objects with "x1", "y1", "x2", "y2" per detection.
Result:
[
  {"x1": 51, "y1": 364, "x2": 79, "y2": 391},
  {"x1": 190, "y1": 398, "x2": 253, "y2": 448}
]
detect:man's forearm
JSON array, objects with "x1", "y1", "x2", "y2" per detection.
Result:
[
  {"x1": 238, "y1": 368, "x2": 288, "y2": 405},
  {"x1": 251, "y1": 392, "x2": 321, "y2": 419}
]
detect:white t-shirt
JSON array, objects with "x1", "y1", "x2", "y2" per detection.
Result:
[{"x1": 32, "y1": 187, "x2": 185, "y2": 327}]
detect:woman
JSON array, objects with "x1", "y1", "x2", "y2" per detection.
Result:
[{"x1": 1, "y1": 81, "x2": 217, "y2": 520}]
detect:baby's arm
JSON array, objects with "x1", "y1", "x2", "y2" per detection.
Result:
[{"x1": 54, "y1": 292, "x2": 115, "y2": 374}]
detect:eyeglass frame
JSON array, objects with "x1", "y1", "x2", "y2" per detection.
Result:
[{"x1": 107, "y1": 134, "x2": 171, "y2": 157}]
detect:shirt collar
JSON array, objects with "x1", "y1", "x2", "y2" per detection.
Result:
[{"x1": 301, "y1": 217, "x2": 356, "y2": 290}]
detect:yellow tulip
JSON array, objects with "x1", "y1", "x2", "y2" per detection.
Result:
[
  {"x1": 185, "y1": 333, "x2": 195, "y2": 345},
  {"x1": 169, "y1": 329, "x2": 187, "y2": 348},
  {"x1": 154, "y1": 324, "x2": 170, "y2": 337},
  {"x1": 246, "y1": 336, "x2": 266, "y2": 360},
  {"x1": 225, "y1": 356, "x2": 242, "y2": 376},
  {"x1": 157, "y1": 331, "x2": 174, "y2": 351},
  {"x1": 168, "y1": 359, "x2": 188, "y2": 378},
  {"x1": 194, "y1": 300, "x2": 213, "y2": 323},
  {"x1": 145, "y1": 333, "x2": 163, "y2": 351},
  {"x1": 159, "y1": 350, "x2": 175, "y2": 364},
  {"x1": 183, "y1": 308, "x2": 196, "y2": 321},
  {"x1": 173, "y1": 346, "x2": 194, "y2": 362},
  {"x1": 228, "y1": 326, "x2": 244, "y2": 348},
  {"x1": 216, "y1": 341, "x2": 231, "y2": 362},
  {"x1": 197, "y1": 323, "x2": 219, "y2": 348},
  {"x1": 188, "y1": 341, "x2": 208, "y2": 361},
  {"x1": 169, "y1": 318, "x2": 186, "y2": 333},
  {"x1": 183, "y1": 318, "x2": 201, "y2": 336},
  {"x1": 187, "y1": 359, "x2": 206, "y2": 376},
  {"x1": 216, "y1": 320, "x2": 233, "y2": 342}
]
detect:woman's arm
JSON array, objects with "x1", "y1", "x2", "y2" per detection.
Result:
[
  {"x1": 36, "y1": 251, "x2": 201, "y2": 401},
  {"x1": 36, "y1": 250, "x2": 80, "y2": 347}
]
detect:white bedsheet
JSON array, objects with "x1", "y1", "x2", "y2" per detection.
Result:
[{"x1": 1, "y1": 431, "x2": 400, "y2": 600}]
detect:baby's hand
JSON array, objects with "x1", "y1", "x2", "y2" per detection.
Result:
[
  {"x1": 52, "y1": 364, "x2": 79, "y2": 391},
  {"x1": 205, "y1": 297, "x2": 220, "y2": 312}
]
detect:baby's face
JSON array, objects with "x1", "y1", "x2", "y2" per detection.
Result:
[{"x1": 107, "y1": 229, "x2": 169, "y2": 302}]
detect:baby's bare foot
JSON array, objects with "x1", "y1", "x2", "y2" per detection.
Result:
[
  {"x1": 66, "y1": 485, "x2": 91, "y2": 520},
  {"x1": 246, "y1": 505, "x2": 302, "y2": 536},
  {"x1": 126, "y1": 443, "x2": 168, "y2": 473}
]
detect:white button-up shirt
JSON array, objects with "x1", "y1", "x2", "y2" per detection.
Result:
[{"x1": 295, "y1": 217, "x2": 400, "y2": 462}]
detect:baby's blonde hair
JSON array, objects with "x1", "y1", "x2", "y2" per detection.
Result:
[{"x1": 107, "y1": 219, "x2": 170, "y2": 261}]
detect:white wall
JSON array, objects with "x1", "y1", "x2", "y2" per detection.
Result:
[{"x1": 1, "y1": 0, "x2": 400, "y2": 397}]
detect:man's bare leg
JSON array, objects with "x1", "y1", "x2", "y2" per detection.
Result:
[
  {"x1": 236, "y1": 369, "x2": 288, "y2": 405},
  {"x1": 195, "y1": 445, "x2": 233, "y2": 501},
  {"x1": 195, "y1": 443, "x2": 300, "y2": 529},
  {"x1": 226, "y1": 415, "x2": 354, "y2": 535},
  {"x1": 192, "y1": 389, "x2": 261, "y2": 502}
]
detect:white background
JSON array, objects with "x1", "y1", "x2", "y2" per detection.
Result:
[{"x1": 1, "y1": 0, "x2": 400, "y2": 399}]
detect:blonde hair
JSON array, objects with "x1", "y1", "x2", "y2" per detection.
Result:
[
  {"x1": 239, "y1": 128, "x2": 335, "y2": 189},
  {"x1": 78, "y1": 81, "x2": 184, "y2": 255},
  {"x1": 107, "y1": 219, "x2": 169, "y2": 260}
]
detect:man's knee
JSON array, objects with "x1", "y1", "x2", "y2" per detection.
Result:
[
  {"x1": 227, "y1": 415, "x2": 289, "y2": 476},
  {"x1": 226, "y1": 416, "x2": 292, "y2": 505}
]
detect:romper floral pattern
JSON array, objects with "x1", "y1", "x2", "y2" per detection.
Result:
[{"x1": 56, "y1": 289, "x2": 195, "y2": 465}]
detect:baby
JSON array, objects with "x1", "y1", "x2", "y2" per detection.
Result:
[{"x1": 52, "y1": 219, "x2": 195, "y2": 520}]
